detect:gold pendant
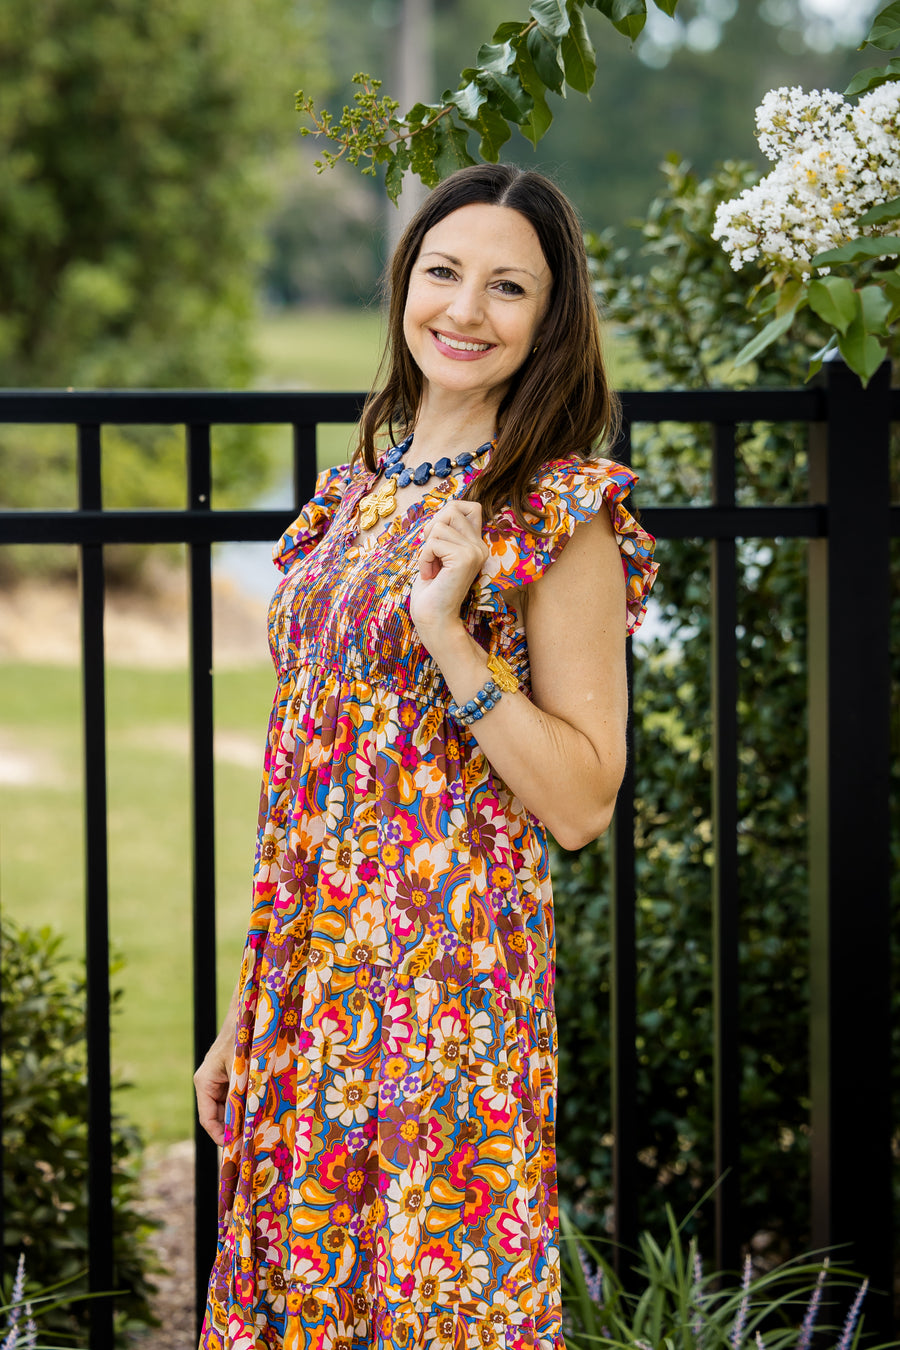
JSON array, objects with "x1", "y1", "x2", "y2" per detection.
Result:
[{"x1": 357, "y1": 475, "x2": 398, "y2": 532}]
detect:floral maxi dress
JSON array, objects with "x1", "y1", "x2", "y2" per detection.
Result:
[{"x1": 201, "y1": 451, "x2": 657, "y2": 1350}]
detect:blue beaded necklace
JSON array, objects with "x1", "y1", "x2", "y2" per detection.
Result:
[{"x1": 357, "y1": 433, "x2": 492, "y2": 532}]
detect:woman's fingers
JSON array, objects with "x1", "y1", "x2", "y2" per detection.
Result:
[{"x1": 194, "y1": 1053, "x2": 230, "y2": 1146}]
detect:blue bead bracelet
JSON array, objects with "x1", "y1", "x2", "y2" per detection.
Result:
[{"x1": 448, "y1": 678, "x2": 503, "y2": 727}]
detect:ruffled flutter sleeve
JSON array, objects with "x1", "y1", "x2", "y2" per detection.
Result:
[
  {"x1": 472, "y1": 456, "x2": 658, "y2": 635},
  {"x1": 272, "y1": 463, "x2": 352, "y2": 575}
]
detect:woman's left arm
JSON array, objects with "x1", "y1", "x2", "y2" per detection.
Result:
[{"x1": 411, "y1": 499, "x2": 628, "y2": 851}]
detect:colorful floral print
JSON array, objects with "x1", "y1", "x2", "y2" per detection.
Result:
[{"x1": 200, "y1": 450, "x2": 657, "y2": 1350}]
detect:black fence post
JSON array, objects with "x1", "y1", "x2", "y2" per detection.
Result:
[
  {"x1": 807, "y1": 357, "x2": 893, "y2": 1333},
  {"x1": 78, "y1": 424, "x2": 115, "y2": 1350},
  {"x1": 710, "y1": 423, "x2": 740, "y2": 1275},
  {"x1": 187, "y1": 425, "x2": 220, "y2": 1335}
]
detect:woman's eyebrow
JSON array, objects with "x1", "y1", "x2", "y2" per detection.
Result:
[{"x1": 420, "y1": 250, "x2": 539, "y2": 279}]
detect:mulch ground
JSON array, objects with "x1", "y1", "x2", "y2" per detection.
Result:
[{"x1": 130, "y1": 1140, "x2": 198, "y2": 1350}]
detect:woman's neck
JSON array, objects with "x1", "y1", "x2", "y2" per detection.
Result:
[{"x1": 405, "y1": 388, "x2": 502, "y2": 465}]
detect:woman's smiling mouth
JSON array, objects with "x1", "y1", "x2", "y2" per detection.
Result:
[{"x1": 430, "y1": 329, "x2": 496, "y2": 357}]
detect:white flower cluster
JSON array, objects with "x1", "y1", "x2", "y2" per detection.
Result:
[{"x1": 712, "y1": 83, "x2": 900, "y2": 276}]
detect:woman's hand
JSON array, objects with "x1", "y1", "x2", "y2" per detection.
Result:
[
  {"x1": 194, "y1": 1041, "x2": 232, "y2": 1146},
  {"x1": 194, "y1": 988, "x2": 239, "y2": 1145},
  {"x1": 409, "y1": 500, "x2": 488, "y2": 648}
]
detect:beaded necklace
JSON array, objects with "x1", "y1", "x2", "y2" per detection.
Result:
[{"x1": 356, "y1": 433, "x2": 492, "y2": 532}]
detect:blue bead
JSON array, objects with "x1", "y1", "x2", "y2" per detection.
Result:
[
  {"x1": 481, "y1": 697, "x2": 494, "y2": 710},
  {"x1": 385, "y1": 447, "x2": 403, "y2": 464},
  {"x1": 464, "y1": 700, "x2": 478, "y2": 714},
  {"x1": 384, "y1": 462, "x2": 403, "y2": 478},
  {"x1": 398, "y1": 470, "x2": 413, "y2": 488},
  {"x1": 455, "y1": 451, "x2": 474, "y2": 467},
  {"x1": 413, "y1": 462, "x2": 432, "y2": 486},
  {"x1": 434, "y1": 457, "x2": 452, "y2": 478}
]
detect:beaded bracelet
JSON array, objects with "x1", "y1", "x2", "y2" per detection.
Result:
[
  {"x1": 448, "y1": 678, "x2": 503, "y2": 726},
  {"x1": 447, "y1": 654, "x2": 518, "y2": 727}
]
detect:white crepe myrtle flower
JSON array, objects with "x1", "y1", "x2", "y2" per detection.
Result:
[{"x1": 713, "y1": 84, "x2": 900, "y2": 277}]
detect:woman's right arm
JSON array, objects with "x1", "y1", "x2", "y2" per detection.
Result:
[{"x1": 194, "y1": 981, "x2": 241, "y2": 1146}]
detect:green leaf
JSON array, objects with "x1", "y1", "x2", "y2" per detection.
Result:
[
  {"x1": 493, "y1": 20, "x2": 530, "y2": 40},
  {"x1": 475, "y1": 40, "x2": 517, "y2": 73},
  {"x1": 408, "y1": 120, "x2": 442, "y2": 188},
  {"x1": 433, "y1": 119, "x2": 476, "y2": 179},
  {"x1": 529, "y1": 0, "x2": 571, "y2": 38},
  {"x1": 859, "y1": 282, "x2": 891, "y2": 333},
  {"x1": 856, "y1": 194, "x2": 900, "y2": 226},
  {"x1": 516, "y1": 41, "x2": 554, "y2": 145},
  {"x1": 476, "y1": 68, "x2": 534, "y2": 122},
  {"x1": 587, "y1": 0, "x2": 647, "y2": 40},
  {"x1": 384, "y1": 143, "x2": 411, "y2": 204},
  {"x1": 844, "y1": 58, "x2": 900, "y2": 95},
  {"x1": 471, "y1": 102, "x2": 512, "y2": 161},
  {"x1": 837, "y1": 316, "x2": 887, "y2": 384},
  {"x1": 450, "y1": 81, "x2": 487, "y2": 121},
  {"x1": 732, "y1": 305, "x2": 801, "y2": 368},
  {"x1": 652, "y1": 0, "x2": 679, "y2": 13},
  {"x1": 805, "y1": 334, "x2": 839, "y2": 381},
  {"x1": 526, "y1": 27, "x2": 566, "y2": 92},
  {"x1": 561, "y1": 7, "x2": 597, "y2": 93},
  {"x1": 860, "y1": 0, "x2": 900, "y2": 50},
  {"x1": 807, "y1": 276, "x2": 858, "y2": 334},
  {"x1": 811, "y1": 234, "x2": 900, "y2": 266}
]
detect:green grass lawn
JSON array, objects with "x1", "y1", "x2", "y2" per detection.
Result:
[{"x1": 0, "y1": 660, "x2": 276, "y2": 1145}]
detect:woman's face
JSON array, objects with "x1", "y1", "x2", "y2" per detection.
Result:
[{"x1": 402, "y1": 202, "x2": 552, "y2": 410}]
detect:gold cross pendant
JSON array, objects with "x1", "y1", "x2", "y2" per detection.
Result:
[{"x1": 357, "y1": 475, "x2": 398, "y2": 532}]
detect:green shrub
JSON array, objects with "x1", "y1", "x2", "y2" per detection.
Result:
[
  {"x1": 553, "y1": 156, "x2": 895, "y2": 1253},
  {"x1": 0, "y1": 920, "x2": 157, "y2": 1344}
]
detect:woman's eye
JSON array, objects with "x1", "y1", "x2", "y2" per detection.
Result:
[
  {"x1": 495, "y1": 280, "x2": 525, "y2": 296},
  {"x1": 427, "y1": 266, "x2": 455, "y2": 280}
]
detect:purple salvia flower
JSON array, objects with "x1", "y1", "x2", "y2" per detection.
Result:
[
  {"x1": 731, "y1": 1253, "x2": 753, "y2": 1349},
  {"x1": 577, "y1": 1243, "x2": 604, "y2": 1305},
  {"x1": 797, "y1": 1258, "x2": 830, "y2": 1350},
  {"x1": 756, "y1": 1332, "x2": 765, "y2": 1350},
  {"x1": 1, "y1": 1253, "x2": 27, "y2": 1350},
  {"x1": 835, "y1": 1279, "x2": 868, "y2": 1350},
  {"x1": 691, "y1": 1242, "x2": 705, "y2": 1341}
]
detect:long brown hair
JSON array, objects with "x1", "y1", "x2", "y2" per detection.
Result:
[{"x1": 356, "y1": 163, "x2": 620, "y2": 524}]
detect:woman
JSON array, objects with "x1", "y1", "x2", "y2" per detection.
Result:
[{"x1": 195, "y1": 163, "x2": 657, "y2": 1350}]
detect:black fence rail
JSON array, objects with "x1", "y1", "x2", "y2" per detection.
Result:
[{"x1": 0, "y1": 366, "x2": 895, "y2": 1345}]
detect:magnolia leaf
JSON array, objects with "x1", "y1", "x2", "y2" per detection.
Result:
[
  {"x1": 433, "y1": 119, "x2": 476, "y2": 179},
  {"x1": 474, "y1": 40, "x2": 517, "y2": 74},
  {"x1": 844, "y1": 58, "x2": 900, "y2": 95},
  {"x1": 516, "y1": 42, "x2": 554, "y2": 145},
  {"x1": 837, "y1": 316, "x2": 887, "y2": 386},
  {"x1": 859, "y1": 282, "x2": 891, "y2": 334},
  {"x1": 529, "y1": 0, "x2": 570, "y2": 39},
  {"x1": 476, "y1": 68, "x2": 533, "y2": 122},
  {"x1": 526, "y1": 26, "x2": 566, "y2": 92},
  {"x1": 775, "y1": 276, "x2": 805, "y2": 316},
  {"x1": 807, "y1": 276, "x2": 858, "y2": 335},
  {"x1": 471, "y1": 102, "x2": 512, "y2": 161},
  {"x1": 587, "y1": 0, "x2": 647, "y2": 40},
  {"x1": 732, "y1": 305, "x2": 801, "y2": 368},
  {"x1": 561, "y1": 8, "x2": 597, "y2": 94},
  {"x1": 450, "y1": 81, "x2": 487, "y2": 121},
  {"x1": 652, "y1": 0, "x2": 679, "y2": 13},
  {"x1": 805, "y1": 334, "x2": 839, "y2": 382},
  {"x1": 856, "y1": 194, "x2": 900, "y2": 226},
  {"x1": 811, "y1": 235, "x2": 900, "y2": 266},
  {"x1": 860, "y1": 0, "x2": 900, "y2": 50}
]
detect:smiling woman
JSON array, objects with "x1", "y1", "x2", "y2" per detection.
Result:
[{"x1": 194, "y1": 164, "x2": 658, "y2": 1350}]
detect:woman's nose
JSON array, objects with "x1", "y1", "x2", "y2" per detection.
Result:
[{"x1": 445, "y1": 281, "x2": 484, "y2": 327}]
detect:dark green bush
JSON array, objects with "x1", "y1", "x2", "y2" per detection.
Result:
[
  {"x1": 554, "y1": 156, "x2": 898, "y2": 1254},
  {"x1": 0, "y1": 920, "x2": 157, "y2": 1343}
]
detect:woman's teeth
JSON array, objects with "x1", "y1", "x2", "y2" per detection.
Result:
[{"x1": 436, "y1": 332, "x2": 493, "y2": 352}]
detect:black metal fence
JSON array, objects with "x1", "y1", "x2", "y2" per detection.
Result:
[{"x1": 0, "y1": 365, "x2": 895, "y2": 1346}]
